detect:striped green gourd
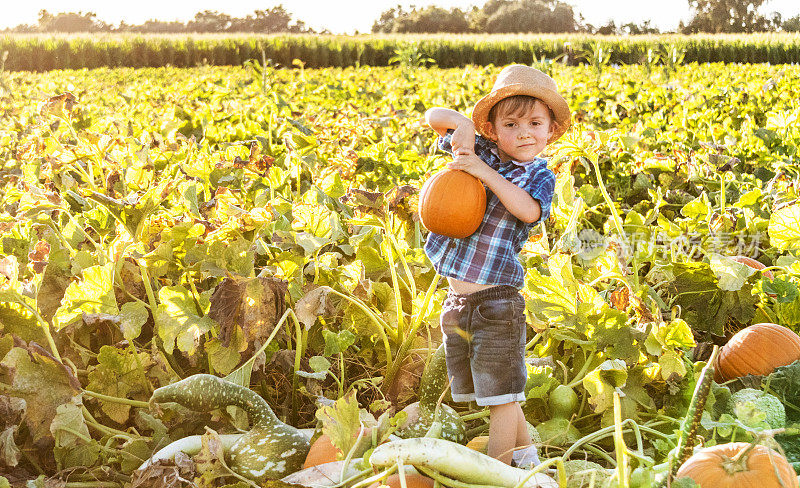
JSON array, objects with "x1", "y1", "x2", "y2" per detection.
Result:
[
  {"x1": 150, "y1": 374, "x2": 310, "y2": 482},
  {"x1": 396, "y1": 344, "x2": 466, "y2": 443}
]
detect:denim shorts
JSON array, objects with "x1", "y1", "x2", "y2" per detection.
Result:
[{"x1": 440, "y1": 285, "x2": 527, "y2": 406}]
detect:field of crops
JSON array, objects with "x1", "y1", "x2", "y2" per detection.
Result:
[
  {"x1": 2, "y1": 58, "x2": 800, "y2": 487},
  {"x1": 4, "y1": 33, "x2": 800, "y2": 71}
]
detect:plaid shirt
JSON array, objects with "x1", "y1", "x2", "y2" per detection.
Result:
[{"x1": 424, "y1": 130, "x2": 555, "y2": 289}]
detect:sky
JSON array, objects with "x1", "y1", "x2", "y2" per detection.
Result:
[{"x1": 2, "y1": 0, "x2": 800, "y2": 33}]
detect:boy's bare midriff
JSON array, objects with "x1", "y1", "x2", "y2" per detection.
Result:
[{"x1": 447, "y1": 277, "x2": 497, "y2": 295}]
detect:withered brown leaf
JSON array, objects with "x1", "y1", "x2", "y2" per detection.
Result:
[
  {"x1": 40, "y1": 93, "x2": 77, "y2": 119},
  {"x1": 209, "y1": 276, "x2": 288, "y2": 346},
  {"x1": 610, "y1": 286, "x2": 630, "y2": 311}
]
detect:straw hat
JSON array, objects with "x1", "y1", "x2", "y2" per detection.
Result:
[{"x1": 471, "y1": 64, "x2": 571, "y2": 144}]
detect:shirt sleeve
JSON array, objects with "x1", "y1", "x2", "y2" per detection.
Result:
[
  {"x1": 437, "y1": 129, "x2": 454, "y2": 154},
  {"x1": 524, "y1": 164, "x2": 556, "y2": 225}
]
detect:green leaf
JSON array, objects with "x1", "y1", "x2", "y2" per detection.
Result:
[
  {"x1": 768, "y1": 203, "x2": 800, "y2": 251},
  {"x1": 323, "y1": 329, "x2": 356, "y2": 356},
  {"x1": 658, "y1": 351, "x2": 687, "y2": 381},
  {"x1": 309, "y1": 355, "x2": 332, "y2": 373},
  {"x1": 206, "y1": 333, "x2": 244, "y2": 376},
  {"x1": 709, "y1": 254, "x2": 754, "y2": 291},
  {"x1": 50, "y1": 401, "x2": 91, "y2": 449},
  {"x1": 156, "y1": 285, "x2": 214, "y2": 355},
  {"x1": 762, "y1": 277, "x2": 799, "y2": 303},
  {"x1": 86, "y1": 345, "x2": 152, "y2": 424},
  {"x1": 582, "y1": 359, "x2": 628, "y2": 413},
  {"x1": 777, "y1": 297, "x2": 800, "y2": 327},
  {"x1": 54, "y1": 262, "x2": 118, "y2": 330},
  {"x1": 735, "y1": 188, "x2": 762, "y2": 207},
  {"x1": 681, "y1": 196, "x2": 709, "y2": 219},
  {"x1": 0, "y1": 347, "x2": 79, "y2": 443},
  {"x1": 51, "y1": 402, "x2": 104, "y2": 469},
  {"x1": 591, "y1": 307, "x2": 637, "y2": 361},
  {"x1": 120, "y1": 301, "x2": 149, "y2": 341},
  {"x1": 315, "y1": 391, "x2": 363, "y2": 458},
  {"x1": 657, "y1": 318, "x2": 696, "y2": 349},
  {"x1": 195, "y1": 238, "x2": 255, "y2": 279},
  {"x1": 525, "y1": 364, "x2": 558, "y2": 400},
  {"x1": 524, "y1": 269, "x2": 577, "y2": 322}
]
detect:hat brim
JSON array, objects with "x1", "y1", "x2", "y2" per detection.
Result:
[{"x1": 471, "y1": 84, "x2": 571, "y2": 144}]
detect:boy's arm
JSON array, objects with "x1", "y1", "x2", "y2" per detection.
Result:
[
  {"x1": 447, "y1": 152, "x2": 544, "y2": 224},
  {"x1": 424, "y1": 107, "x2": 476, "y2": 155}
]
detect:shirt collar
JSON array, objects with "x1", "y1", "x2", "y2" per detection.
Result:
[{"x1": 490, "y1": 147, "x2": 544, "y2": 167}]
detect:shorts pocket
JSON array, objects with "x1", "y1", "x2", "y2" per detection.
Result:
[{"x1": 474, "y1": 298, "x2": 514, "y2": 325}]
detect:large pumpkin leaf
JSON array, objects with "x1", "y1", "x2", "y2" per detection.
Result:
[
  {"x1": 53, "y1": 262, "x2": 118, "y2": 331},
  {"x1": 582, "y1": 359, "x2": 628, "y2": 413},
  {"x1": 155, "y1": 285, "x2": 214, "y2": 356},
  {"x1": 86, "y1": 346, "x2": 152, "y2": 424},
  {"x1": 0, "y1": 347, "x2": 80, "y2": 443},
  {"x1": 768, "y1": 203, "x2": 800, "y2": 251},
  {"x1": 51, "y1": 400, "x2": 101, "y2": 469}
]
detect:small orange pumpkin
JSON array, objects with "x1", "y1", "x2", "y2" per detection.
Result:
[
  {"x1": 303, "y1": 428, "x2": 374, "y2": 468},
  {"x1": 676, "y1": 442, "x2": 799, "y2": 488},
  {"x1": 731, "y1": 255, "x2": 774, "y2": 280},
  {"x1": 716, "y1": 323, "x2": 800, "y2": 381},
  {"x1": 368, "y1": 473, "x2": 436, "y2": 488},
  {"x1": 419, "y1": 169, "x2": 486, "y2": 239},
  {"x1": 303, "y1": 434, "x2": 339, "y2": 469}
]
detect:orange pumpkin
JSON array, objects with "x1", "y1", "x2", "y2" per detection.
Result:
[
  {"x1": 716, "y1": 323, "x2": 800, "y2": 381},
  {"x1": 419, "y1": 169, "x2": 486, "y2": 239},
  {"x1": 303, "y1": 434, "x2": 339, "y2": 469},
  {"x1": 731, "y1": 255, "x2": 774, "y2": 280},
  {"x1": 368, "y1": 473, "x2": 436, "y2": 488},
  {"x1": 676, "y1": 442, "x2": 799, "y2": 488},
  {"x1": 303, "y1": 429, "x2": 373, "y2": 468}
]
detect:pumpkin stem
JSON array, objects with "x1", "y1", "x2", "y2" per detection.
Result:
[{"x1": 725, "y1": 441, "x2": 760, "y2": 473}]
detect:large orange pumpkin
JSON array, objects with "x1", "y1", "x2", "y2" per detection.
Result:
[
  {"x1": 716, "y1": 323, "x2": 800, "y2": 381},
  {"x1": 676, "y1": 442, "x2": 799, "y2": 488},
  {"x1": 368, "y1": 473, "x2": 435, "y2": 488},
  {"x1": 419, "y1": 169, "x2": 486, "y2": 239}
]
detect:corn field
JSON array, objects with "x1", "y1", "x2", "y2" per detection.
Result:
[{"x1": 2, "y1": 33, "x2": 800, "y2": 71}]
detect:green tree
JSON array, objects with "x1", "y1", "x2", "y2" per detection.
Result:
[
  {"x1": 37, "y1": 10, "x2": 110, "y2": 32},
  {"x1": 186, "y1": 10, "x2": 233, "y2": 32},
  {"x1": 372, "y1": 4, "x2": 405, "y2": 33},
  {"x1": 118, "y1": 19, "x2": 187, "y2": 33},
  {"x1": 393, "y1": 6, "x2": 470, "y2": 33},
  {"x1": 620, "y1": 20, "x2": 660, "y2": 35},
  {"x1": 683, "y1": 0, "x2": 770, "y2": 33},
  {"x1": 470, "y1": 0, "x2": 577, "y2": 33},
  {"x1": 230, "y1": 6, "x2": 308, "y2": 33},
  {"x1": 784, "y1": 15, "x2": 800, "y2": 31},
  {"x1": 372, "y1": 5, "x2": 469, "y2": 33}
]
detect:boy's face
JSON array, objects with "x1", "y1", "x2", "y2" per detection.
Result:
[{"x1": 487, "y1": 100, "x2": 555, "y2": 163}]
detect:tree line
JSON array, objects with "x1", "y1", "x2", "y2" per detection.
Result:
[
  {"x1": 6, "y1": 6, "x2": 311, "y2": 34},
  {"x1": 4, "y1": 0, "x2": 800, "y2": 34},
  {"x1": 372, "y1": 0, "x2": 800, "y2": 34}
]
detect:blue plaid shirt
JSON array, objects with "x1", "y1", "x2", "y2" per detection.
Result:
[{"x1": 424, "y1": 130, "x2": 555, "y2": 289}]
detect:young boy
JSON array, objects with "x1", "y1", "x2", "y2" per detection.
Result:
[{"x1": 423, "y1": 65, "x2": 570, "y2": 466}]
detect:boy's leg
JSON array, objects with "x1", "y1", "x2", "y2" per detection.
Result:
[
  {"x1": 487, "y1": 402, "x2": 519, "y2": 465},
  {"x1": 515, "y1": 402, "x2": 532, "y2": 447}
]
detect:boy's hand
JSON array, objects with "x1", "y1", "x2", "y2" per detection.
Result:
[{"x1": 448, "y1": 150, "x2": 492, "y2": 181}]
